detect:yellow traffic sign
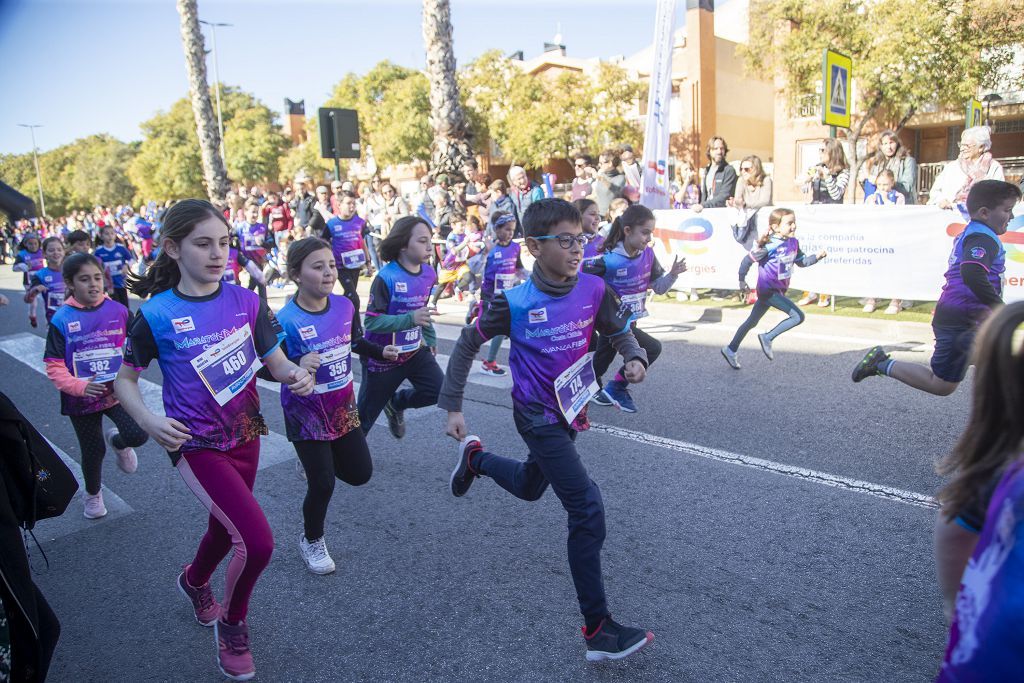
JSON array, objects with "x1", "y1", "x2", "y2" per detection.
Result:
[
  {"x1": 821, "y1": 49, "x2": 852, "y2": 129},
  {"x1": 965, "y1": 99, "x2": 983, "y2": 128}
]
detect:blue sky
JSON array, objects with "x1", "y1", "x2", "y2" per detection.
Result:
[{"x1": 0, "y1": 0, "x2": 719, "y2": 155}]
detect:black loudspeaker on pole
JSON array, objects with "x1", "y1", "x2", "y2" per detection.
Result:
[{"x1": 318, "y1": 108, "x2": 361, "y2": 181}]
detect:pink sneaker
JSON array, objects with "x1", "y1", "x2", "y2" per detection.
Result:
[
  {"x1": 105, "y1": 428, "x2": 138, "y2": 473},
  {"x1": 83, "y1": 491, "x2": 107, "y2": 519},
  {"x1": 215, "y1": 618, "x2": 256, "y2": 681},
  {"x1": 176, "y1": 565, "x2": 221, "y2": 626}
]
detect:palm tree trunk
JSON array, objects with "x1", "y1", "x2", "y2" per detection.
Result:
[
  {"x1": 422, "y1": 0, "x2": 474, "y2": 179},
  {"x1": 176, "y1": 0, "x2": 230, "y2": 203}
]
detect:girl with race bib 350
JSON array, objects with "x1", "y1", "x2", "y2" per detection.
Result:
[
  {"x1": 275, "y1": 237, "x2": 398, "y2": 575},
  {"x1": 114, "y1": 199, "x2": 314, "y2": 682},
  {"x1": 583, "y1": 205, "x2": 685, "y2": 413},
  {"x1": 357, "y1": 216, "x2": 443, "y2": 441},
  {"x1": 43, "y1": 252, "x2": 148, "y2": 519}
]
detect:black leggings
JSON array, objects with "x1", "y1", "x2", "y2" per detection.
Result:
[
  {"x1": 593, "y1": 323, "x2": 662, "y2": 384},
  {"x1": 336, "y1": 268, "x2": 361, "y2": 314},
  {"x1": 68, "y1": 404, "x2": 148, "y2": 495},
  {"x1": 357, "y1": 347, "x2": 442, "y2": 435},
  {"x1": 294, "y1": 429, "x2": 373, "y2": 540},
  {"x1": 110, "y1": 287, "x2": 129, "y2": 309},
  {"x1": 246, "y1": 272, "x2": 268, "y2": 305}
]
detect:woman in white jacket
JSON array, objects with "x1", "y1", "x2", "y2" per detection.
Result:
[{"x1": 928, "y1": 126, "x2": 1005, "y2": 208}]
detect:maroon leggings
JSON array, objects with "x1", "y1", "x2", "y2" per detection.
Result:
[{"x1": 177, "y1": 440, "x2": 273, "y2": 624}]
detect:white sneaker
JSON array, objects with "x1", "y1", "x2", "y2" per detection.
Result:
[
  {"x1": 817, "y1": 296, "x2": 831, "y2": 307},
  {"x1": 299, "y1": 535, "x2": 336, "y2": 575},
  {"x1": 862, "y1": 298, "x2": 876, "y2": 313},
  {"x1": 797, "y1": 294, "x2": 817, "y2": 306},
  {"x1": 84, "y1": 491, "x2": 107, "y2": 519},
  {"x1": 885, "y1": 299, "x2": 904, "y2": 315},
  {"x1": 720, "y1": 346, "x2": 741, "y2": 370},
  {"x1": 757, "y1": 333, "x2": 774, "y2": 361},
  {"x1": 105, "y1": 428, "x2": 138, "y2": 473},
  {"x1": 688, "y1": 292, "x2": 700, "y2": 302}
]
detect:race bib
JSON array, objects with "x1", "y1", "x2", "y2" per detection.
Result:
[
  {"x1": 392, "y1": 327, "x2": 422, "y2": 354},
  {"x1": 46, "y1": 290, "x2": 64, "y2": 312},
  {"x1": 620, "y1": 292, "x2": 648, "y2": 319},
  {"x1": 340, "y1": 248, "x2": 366, "y2": 269},
  {"x1": 778, "y1": 255, "x2": 796, "y2": 281},
  {"x1": 190, "y1": 326, "x2": 261, "y2": 406},
  {"x1": 106, "y1": 259, "x2": 124, "y2": 276},
  {"x1": 495, "y1": 273, "x2": 517, "y2": 292},
  {"x1": 72, "y1": 346, "x2": 123, "y2": 383},
  {"x1": 553, "y1": 352, "x2": 599, "y2": 424},
  {"x1": 313, "y1": 343, "x2": 353, "y2": 394}
]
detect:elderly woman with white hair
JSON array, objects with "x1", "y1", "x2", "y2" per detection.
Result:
[{"x1": 928, "y1": 126, "x2": 1005, "y2": 209}]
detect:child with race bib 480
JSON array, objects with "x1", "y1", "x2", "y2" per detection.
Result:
[
  {"x1": 115, "y1": 199, "x2": 314, "y2": 682},
  {"x1": 275, "y1": 237, "x2": 398, "y2": 575},
  {"x1": 44, "y1": 252, "x2": 148, "y2": 519},
  {"x1": 357, "y1": 216, "x2": 443, "y2": 440},
  {"x1": 583, "y1": 204, "x2": 685, "y2": 412},
  {"x1": 441, "y1": 198, "x2": 655, "y2": 662}
]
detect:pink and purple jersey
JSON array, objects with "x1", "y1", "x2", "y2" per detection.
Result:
[
  {"x1": 14, "y1": 248, "x2": 45, "y2": 286},
  {"x1": 134, "y1": 219, "x2": 155, "y2": 240},
  {"x1": 935, "y1": 221, "x2": 1005, "y2": 325},
  {"x1": 755, "y1": 237, "x2": 810, "y2": 295},
  {"x1": 276, "y1": 295, "x2": 361, "y2": 441},
  {"x1": 938, "y1": 460, "x2": 1024, "y2": 680},
  {"x1": 93, "y1": 244, "x2": 134, "y2": 288},
  {"x1": 582, "y1": 233, "x2": 606, "y2": 268},
  {"x1": 235, "y1": 221, "x2": 268, "y2": 262},
  {"x1": 364, "y1": 261, "x2": 436, "y2": 373},
  {"x1": 598, "y1": 247, "x2": 655, "y2": 320},
  {"x1": 44, "y1": 298, "x2": 129, "y2": 416},
  {"x1": 481, "y1": 240, "x2": 522, "y2": 301},
  {"x1": 322, "y1": 215, "x2": 367, "y2": 271},
  {"x1": 123, "y1": 283, "x2": 280, "y2": 457},
  {"x1": 30, "y1": 267, "x2": 67, "y2": 322}
]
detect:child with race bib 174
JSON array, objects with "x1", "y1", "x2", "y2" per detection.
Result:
[
  {"x1": 583, "y1": 204, "x2": 685, "y2": 412},
  {"x1": 115, "y1": 199, "x2": 314, "y2": 682},
  {"x1": 721, "y1": 208, "x2": 826, "y2": 370},
  {"x1": 441, "y1": 198, "x2": 655, "y2": 662}
]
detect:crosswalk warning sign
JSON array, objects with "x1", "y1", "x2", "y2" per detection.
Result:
[{"x1": 822, "y1": 49, "x2": 852, "y2": 129}]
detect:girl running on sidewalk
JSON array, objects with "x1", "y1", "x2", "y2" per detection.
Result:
[
  {"x1": 583, "y1": 205, "x2": 685, "y2": 412},
  {"x1": 934, "y1": 301, "x2": 1024, "y2": 678},
  {"x1": 442, "y1": 198, "x2": 654, "y2": 662},
  {"x1": 13, "y1": 232, "x2": 44, "y2": 327},
  {"x1": 472, "y1": 212, "x2": 525, "y2": 377},
  {"x1": 94, "y1": 223, "x2": 136, "y2": 308},
  {"x1": 358, "y1": 216, "x2": 442, "y2": 439},
  {"x1": 25, "y1": 237, "x2": 67, "y2": 324},
  {"x1": 115, "y1": 199, "x2": 313, "y2": 682},
  {"x1": 275, "y1": 237, "x2": 398, "y2": 575},
  {"x1": 44, "y1": 252, "x2": 148, "y2": 519},
  {"x1": 721, "y1": 208, "x2": 826, "y2": 370}
]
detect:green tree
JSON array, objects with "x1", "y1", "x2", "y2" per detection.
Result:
[
  {"x1": 743, "y1": 0, "x2": 1024, "y2": 199},
  {"x1": 220, "y1": 88, "x2": 289, "y2": 184}
]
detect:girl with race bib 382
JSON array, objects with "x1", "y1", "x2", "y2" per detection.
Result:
[
  {"x1": 43, "y1": 252, "x2": 148, "y2": 519},
  {"x1": 357, "y1": 216, "x2": 443, "y2": 441},
  {"x1": 582, "y1": 204, "x2": 685, "y2": 413},
  {"x1": 275, "y1": 237, "x2": 398, "y2": 575},
  {"x1": 114, "y1": 199, "x2": 314, "y2": 682}
]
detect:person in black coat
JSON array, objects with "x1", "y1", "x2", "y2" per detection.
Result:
[{"x1": 696, "y1": 136, "x2": 738, "y2": 210}]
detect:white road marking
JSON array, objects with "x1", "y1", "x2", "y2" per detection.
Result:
[{"x1": 588, "y1": 422, "x2": 938, "y2": 509}]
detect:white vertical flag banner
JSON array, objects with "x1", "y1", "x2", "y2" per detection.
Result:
[{"x1": 640, "y1": 0, "x2": 677, "y2": 210}]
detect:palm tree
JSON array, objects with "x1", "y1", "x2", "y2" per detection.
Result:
[
  {"x1": 422, "y1": 0, "x2": 474, "y2": 178},
  {"x1": 176, "y1": 0, "x2": 230, "y2": 202}
]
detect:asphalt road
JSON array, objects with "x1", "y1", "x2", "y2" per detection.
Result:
[{"x1": 0, "y1": 270, "x2": 964, "y2": 682}]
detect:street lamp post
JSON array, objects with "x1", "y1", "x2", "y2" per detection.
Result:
[
  {"x1": 17, "y1": 124, "x2": 46, "y2": 217},
  {"x1": 199, "y1": 20, "x2": 232, "y2": 166},
  {"x1": 981, "y1": 93, "x2": 1003, "y2": 128}
]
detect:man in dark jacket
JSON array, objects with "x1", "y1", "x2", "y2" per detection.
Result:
[
  {"x1": 696, "y1": 136, "x2": 738, "y2": 209},
  {"x1": 291, "y1": 179, "x2": 317, "y2": 235}
]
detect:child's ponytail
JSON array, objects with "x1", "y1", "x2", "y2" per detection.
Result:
[
  {"x1": 604, "y1": 204, "x2": 654, "y2": 253},
  {"x1": 757, "y1": 207, "x2": 795, "y2": 248},
  {"x1": 937, "y1": 301, "x2": 1024, "y2": 520},
  {"x1": 125, "y1": 199, "x2": 228, "y2": 299}
]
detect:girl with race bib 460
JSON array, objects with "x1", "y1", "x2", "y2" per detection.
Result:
[
  {"x1": 114, "y1": 199, "x2": 314, "y2": 682},
  {"x1": 275, "y1": 237, "x2": 398, "y2": 575}
]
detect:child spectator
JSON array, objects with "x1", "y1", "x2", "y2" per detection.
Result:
[{"x1": 863, "y1": 170, "x2": 905, "y2": 206}]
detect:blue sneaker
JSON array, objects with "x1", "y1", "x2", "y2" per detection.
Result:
[
  {"x1": 590, "y1": 389, "x2": 613, "y2": 407},
  {"x1": 603, "y1": 380, "x2": 637, "y2": 413}
]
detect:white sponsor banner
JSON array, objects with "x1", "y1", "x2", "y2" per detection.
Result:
[
  {"x1": 639, "y1": 0, "x2": 676, "y2": 210},
  {"x1": 651, "y1": 204, "x2": 1024, "y2": 302}
]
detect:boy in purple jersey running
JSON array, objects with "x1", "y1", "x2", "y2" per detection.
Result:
[
  {"x1": 852, "y1": 180, "x2": 1021, "y2": 394},
  {"x1": 441, "y1": 198, "x2": 655, "y2": 662},
  {"x1": 115, "y1": 199, "x2": 313, "y2": 681}
]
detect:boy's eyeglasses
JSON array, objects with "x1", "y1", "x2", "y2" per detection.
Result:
[{"x1": 532, "y1": 234, "x2": 592, "y2": 249}]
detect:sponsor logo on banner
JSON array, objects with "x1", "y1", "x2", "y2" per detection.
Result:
[
  {"x1": 528, "y1": 308, "x2": 548, "y2": 324},
  {"x1": 172, "y1": 316, "x2": 195, "y2": 333},
  {"x1": 656, "y1": 217, "x2": 714, "y2": 256},
  {"x1": 1004, "y1": 215, "x2": 1024, "y2": 263}
]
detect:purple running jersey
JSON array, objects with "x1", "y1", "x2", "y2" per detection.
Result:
[{"x1": 364, "y1": 261, "x2": 436, "y2": 373}]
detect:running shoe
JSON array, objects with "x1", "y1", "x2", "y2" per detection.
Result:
[
  {"x1": 720, "y1": 346, "x2": 740, "y2": 370},
  {"x1": 757, "y1": 333, "x2": 774, "y2": 361},
  {"x1": 479, "y1": 360, "x2": 507, "y2": 377},
  {"x1": 797, "y1": 294, "x2": 817, "y2": 306},
  {"x1": 603, "y1": 380, "x2": 637, "y2": 413},
  {"x1": 862, "y1": 298, "x2": 877, "y2": 313},
  {"x1": 104, "y1": 428, "x2": 138, "y2": 473},
  {"x1": 83, "y1": 491, "x2": 106, "y2": 519},
  {"x1": 688, "y1": 292, "x2": 700, "y2": 302},
  {"x1": 450, "y1": 435, "x2": 481, "y2": 498},
  {"x1": 884, "y1": 301, "x2": 902, "y2": 315},
  {"x1": 582, "y1": 616, "x2": 654, "y2": 662},
  {"x1": 590, "y1": 389, "x2": 614, "y2": 407},
  {"x1": 817, "y1": 296, "x2": 831, "y2": 307},
  {"x1": 383, "y1": 400, "x2": 405, "y2": 439},
  {"x1": 177, "y1": 565, "x2": 221, "y2": 626},
  {"x1": 852, "y1": 345, "x2": 890, "y2": 383},
  {"x1": 299, "y1": 535, "x2": 336, "y2": 575},
  {"x1": 215, "y1": 618, "x2": 256, "y2": 681}
]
